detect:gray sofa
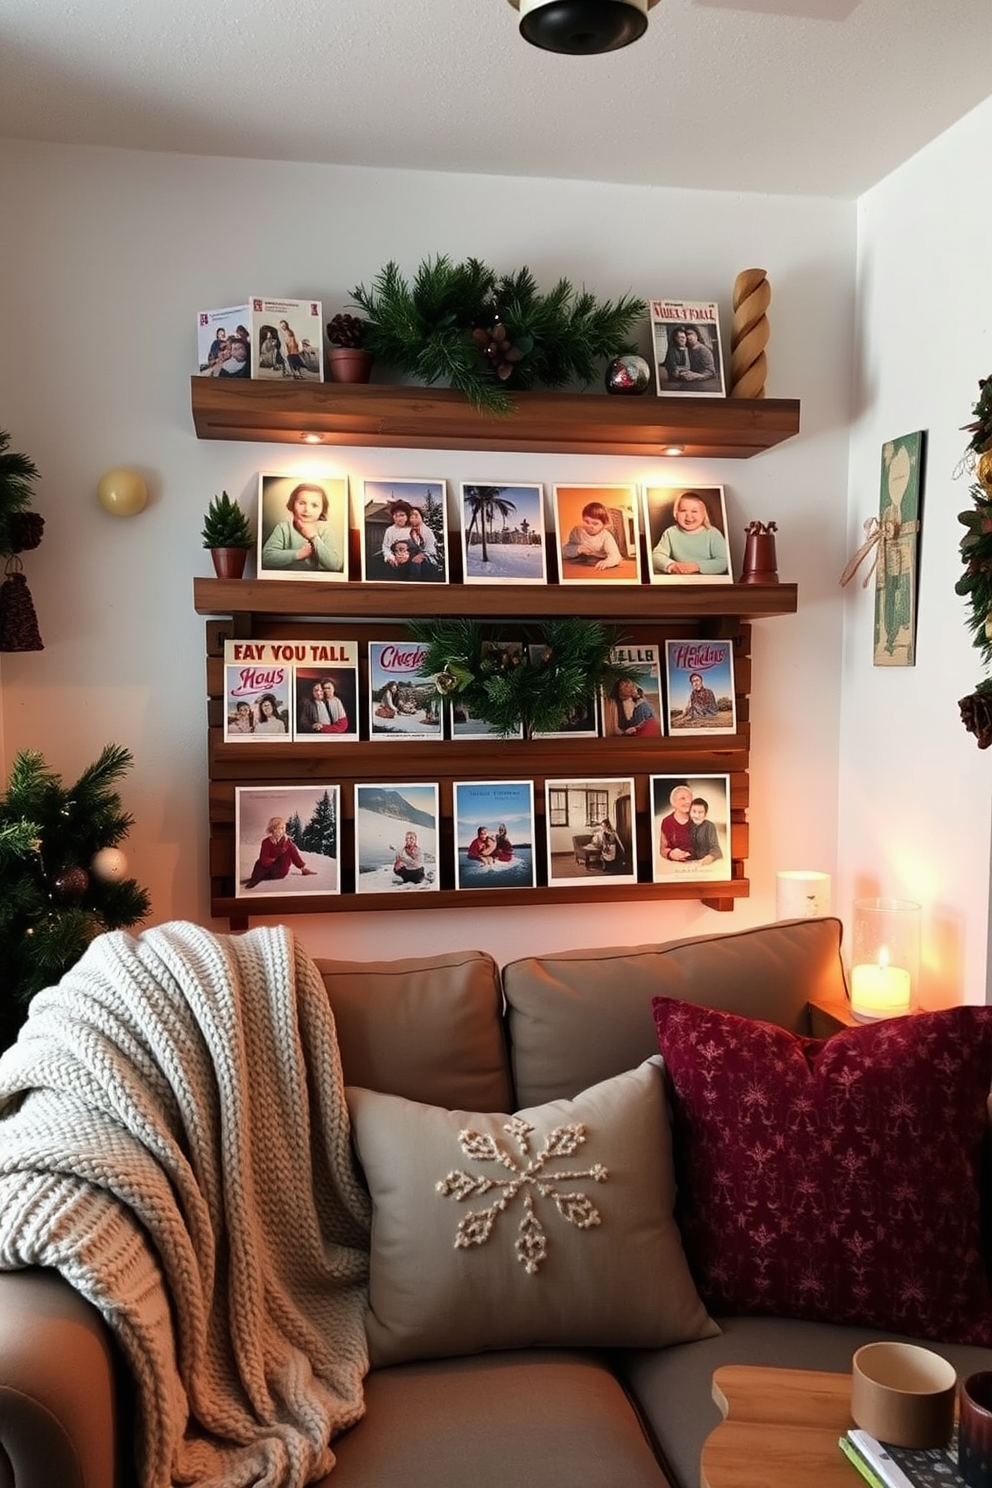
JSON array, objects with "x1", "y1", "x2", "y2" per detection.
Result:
[{"x1": 1, "y1": 916, "x2": 990, "y2": 1488}]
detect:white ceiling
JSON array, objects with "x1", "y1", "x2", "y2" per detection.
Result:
[{"x1": 1, "y1": 0, "x2": 990, "y2": 198}]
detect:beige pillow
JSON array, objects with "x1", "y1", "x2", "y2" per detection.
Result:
[{"x1": 347, "y1": 1056, "x2": 719, "y2": 1368}]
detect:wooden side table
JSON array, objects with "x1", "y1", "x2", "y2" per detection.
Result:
[{"x1": 701, "y1": 1364, "x2": 856, "y2": 1488}]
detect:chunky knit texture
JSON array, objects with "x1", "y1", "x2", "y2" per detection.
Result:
[{"x1": 0, "y1": 921, "x2": 372, "y2": 1488}]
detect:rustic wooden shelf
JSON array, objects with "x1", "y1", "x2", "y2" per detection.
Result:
[
  {"x1": 192, "y1": 370, "x2": 802, "y2": 923},
  {"x1": 190, "y1": 378, "x2": 800, "y2": 460},
  {"x1": 193, "y1": 577, "x2": 798, "y2": 623}
]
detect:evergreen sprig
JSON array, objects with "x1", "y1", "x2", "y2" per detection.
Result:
[
  {"x1": 350, "y1": 256, "x2": 646, "y2": 415},
  {"x1": 956, "y1": 376, "x2": 992, "y2": 745},
  {"x1": 0, "y1": 429, "x2": 41, "y2": 558},
  {"x1": 408, "y1": 616, "x2": 639, "y2": 737},
  {"x1": 0, "y1": 743, "x2": 151, "y2": 1049}
]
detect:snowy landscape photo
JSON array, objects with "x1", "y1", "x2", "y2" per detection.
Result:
[
  {"x1": 235, "y1": 784, "x2": 340, "y2": 897},
  {"x1": 354, "y1": 784, "x2": 439, "y2": 893},
  {"x1": 459, "y1": 483, "x2": 547, "y2": 584}
]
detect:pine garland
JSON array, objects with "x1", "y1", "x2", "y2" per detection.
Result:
[
  {"x1": 957, "y1": 372, "x2": 992, "y2": 744},
  {"x1": 956, "y1": 377, "x2": 992, "y2": 746},
  {"x1": 0, "y1": 429, "x2": 40, "y2": 558},
  {"x1": 351, "y1": 256, "x2": 646, "y2": 415},
  {"x1": 408, "y1": 616, "x2": 639, "y2": 737},
  {"x1": 0, "y1": 743, "x2": 151, "y2": 1048}
]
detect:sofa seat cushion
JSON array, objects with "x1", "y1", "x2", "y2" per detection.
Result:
[
  {"x1": 347, "y1": 1057, "x2": 718, "y2": 1369},
  {"x1": 324, "y1": 1350, "x2": 672, "y2": 1488},
  {"x1": 653, "y1": 999, "x2": 992, "y2": 1346},
  {"x1": 316, "y1": 949, "x2": 511, "y2": 1110},
  {"x1": 619, "y1": 1315, "x2": 992, "y2": 1488},
  {"x1": 504, "y1": 919, "x2": 847, "y2": 1108}
]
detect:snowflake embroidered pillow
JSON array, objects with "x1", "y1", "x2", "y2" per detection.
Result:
[
  {"x1": 652, "y1": 998, "x2": 992, "y2": 1345},
  {"x1": 346, "y1": 1057, "x2": 718, "y2": 1367}
]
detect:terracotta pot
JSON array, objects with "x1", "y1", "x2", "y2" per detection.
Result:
[
  {"x1": 327, "y1": 347, "x2": 373, "y2": 384},
  {"x1": 209, "y1": 547, "x2": 249, "y2": 579}
]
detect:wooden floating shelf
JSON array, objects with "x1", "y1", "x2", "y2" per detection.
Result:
[
  {"x1": 214, "y1": 879, "x2": 750, "y2": 928},
  {"x1": 190, "y1": 378, "x2": 800, "y2": 460},
  {"x1": 193, "y1": 577, "x2": 798, "y2": 623}
]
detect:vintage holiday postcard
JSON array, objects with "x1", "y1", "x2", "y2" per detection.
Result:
[
  {"x1": 359, "y1": 478, "x2": 449, "y2": 583},
  {"x1": 195, "y1": 305, "x2": 250, "y2": 376},
  {"x1": 368, "y1": 640, "x2": 443, "y2": 740},
  {"x1": 453, "y1": 780, "x2": 536, "y2": 890},
  {"x1": 650, "y1": 300, "x2": 726, "y2": 397},
  {"x1": 650, "y1": 774, "x2": 731, "y2": 883},
  {"x1": 545, "y1": 777, "x2": 637, "y2": 887},
  {"x1": 665, "y1": 639, "x2": 737, "y2": 734},
  {"x1": 643, "y1": 485, "x2": 732, "y2": 584},
  {"x1": 460, "y1": 482, "x2": 547, "y2": 583},
  {"x1": 223, "y1": 641, "x2": 292, "y2": 740},
  {"x1": 235, "y1": 784, "x2": 340, "y2": 898},
  {"x1": 249, "y1": 296, "x2": 323, "y2": 381},
  {"x1": 354, "y1": 783, "x2": 440, "y2": 894},
  {"x1": 601, "y1": 645, "x2": 664, "y2": 737}
]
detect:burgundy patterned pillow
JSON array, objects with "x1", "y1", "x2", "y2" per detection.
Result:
[{"x1": 652, "y1": 998, "x2": 992, "y2": 1345}]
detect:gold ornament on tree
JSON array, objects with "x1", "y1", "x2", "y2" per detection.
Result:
[{"x1": 729, "y1": 268, "x2": 771, "y2": 399}]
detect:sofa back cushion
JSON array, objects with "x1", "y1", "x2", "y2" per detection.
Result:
[
  {"x1": 503, "y1": 918, "x2": 848, "y2": 1108},
  {"x1": 316, "y1": 950, "x2": 512, "y2": 1110}
]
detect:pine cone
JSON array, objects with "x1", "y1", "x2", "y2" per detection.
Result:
[
  {"x1": 327, "y1": 313, "x2": 366, "y2": 348},
  {"x1": 472, "y1": 323, "x2": 523, "y2": 382},
  {"x1": 7, "y1": 511, "x2": 44, "y2": 553},
  {"x1": 959, "y1": 687, "x2": 992, "y2": 748}
]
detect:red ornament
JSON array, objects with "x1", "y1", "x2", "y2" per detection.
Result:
[{"x1": 54, "y1": 866, "x2": 89, "y2": 903}]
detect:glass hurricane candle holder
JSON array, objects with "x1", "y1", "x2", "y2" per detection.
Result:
[{"x1": 850, "y1": 897, "x2": 920, "y2": 1021}]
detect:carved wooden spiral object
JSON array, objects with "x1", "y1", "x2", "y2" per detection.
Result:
[{"x1": 730, "y1": 268, "x2": 771, "y2": 399}]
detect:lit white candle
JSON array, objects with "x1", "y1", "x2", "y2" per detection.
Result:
[{"x1": 850, "y1": 946, "x2": 911, "y2": 1020}]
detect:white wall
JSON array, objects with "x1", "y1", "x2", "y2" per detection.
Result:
[
  {"x1": 0, "y1": 139, "x2": 854, "y2": 966},
  {"x1": 839, "y1": 94, "x2": 992, "y2": 1007}
]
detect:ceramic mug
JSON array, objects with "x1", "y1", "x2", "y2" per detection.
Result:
[{"x1": 960, "y1": 1374, "x2": 992, "y2": 1488}]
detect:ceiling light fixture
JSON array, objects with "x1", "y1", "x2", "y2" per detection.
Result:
[{"x1": 508, "y1": 0, "x2": 661, "y2": 55}]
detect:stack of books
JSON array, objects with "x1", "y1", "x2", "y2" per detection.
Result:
[{"x1": 839, "y1": 1427, "x2": 963, "y2": 1488}]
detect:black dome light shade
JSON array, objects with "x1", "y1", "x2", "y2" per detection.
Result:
[{"x1": 514, "y1": 0, "x2": 650, "y2": 55}]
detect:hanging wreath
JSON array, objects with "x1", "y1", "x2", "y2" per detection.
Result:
[
  {"x1": 955, "y1": 377, "x2": 992, "y2": 746},
  {"x1": 407, "y1": 616, "x2": 640, "y2": 739}
]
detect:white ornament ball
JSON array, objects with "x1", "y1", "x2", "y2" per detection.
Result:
[
  {"x1": 91, "y1": 846, "x2": 129, "y2": 882},
  {"x1": 97, "y1": 468, "x2": 148, "y2": 517}
]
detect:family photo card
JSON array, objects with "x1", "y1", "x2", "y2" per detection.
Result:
[
  {"x1": 453, "y1": 781, "x2": 536, "y2": 890},
  {"x1": 650, "y1": 774, "x2": 731, "y2": 883},
  {"x1": 650, "y1": 299, "x2": 726, "y2": 397},
  {"x1": 359, "y1": 478, "x2": 448, "y2": 583}
]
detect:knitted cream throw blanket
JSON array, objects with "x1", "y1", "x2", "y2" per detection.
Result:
[{"x1": 0, "y1": 921, "x2": 372, "y2": 1488}]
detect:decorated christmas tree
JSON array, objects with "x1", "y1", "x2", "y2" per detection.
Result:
[{"x1": 0, "y1": 742, "x2": 151, "y2": 1050}]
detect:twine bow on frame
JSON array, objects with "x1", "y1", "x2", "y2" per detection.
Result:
[{"x1": 839, "y1": 514, "x2": 920, "y2": 589}]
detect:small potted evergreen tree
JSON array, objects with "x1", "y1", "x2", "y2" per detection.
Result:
[
  {"x1": 326, "y1": 313, "x2": 373, "y2": 384},
  {"x1": 201, "y1": 491, "x2": 253, "y2": 578}
]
